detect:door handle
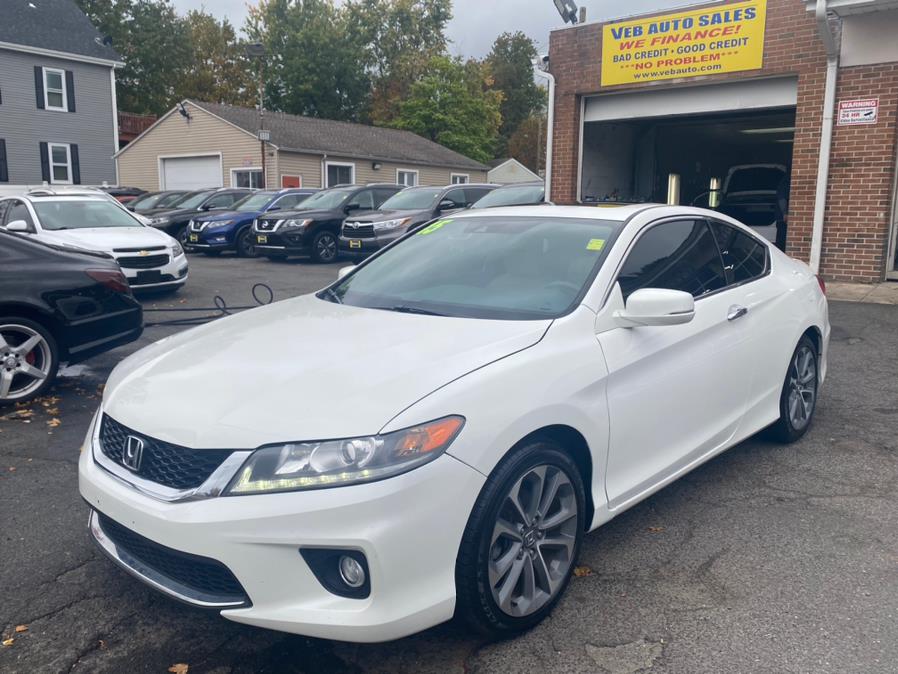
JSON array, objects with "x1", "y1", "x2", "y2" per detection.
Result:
[{"x1": 727, "y1": 305, "x2": 749, "y2": 321}]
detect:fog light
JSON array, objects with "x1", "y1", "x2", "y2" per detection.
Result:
[{"x1": 339, "y1": 555, "x2": 365, "y2": 588}]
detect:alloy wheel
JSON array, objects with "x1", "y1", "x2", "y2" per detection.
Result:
[
  {"x1": 787, "y1": 344, "x2": 817, "y2": 430},
  {"x1": 316, "y1": 234, "x2": 337, "y2": 262},
  {"x1": 0, "y1": 325, "x2": 52, "y2": 401},
  {"x1": 488, "y1": 464, "x2": 578, "y2": 618}
]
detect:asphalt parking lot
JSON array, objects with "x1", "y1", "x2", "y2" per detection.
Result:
[{"x1": 1, "y1": 254, "x2": 896, "y2": 674}]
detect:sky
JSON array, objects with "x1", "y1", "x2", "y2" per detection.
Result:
[{"x1": 170, "y1": 0, "x2": 692, "y2": 58}]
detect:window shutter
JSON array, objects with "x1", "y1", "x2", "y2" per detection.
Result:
[
  {"x1": 70, "y1": 144, "x2": 81, "y2": 184},
  {"x1": 0, "y1": 140, "x2": 8, "y2": 183},
  {"x1": 39, "y1": 142, "x2": 50, "y2": 182},
  {"x1": 65, "y1": 71, "x2": 76, "y2": 112},
  {"x1": 34, "y1": 66, "x2": 45, "y2": 109}
]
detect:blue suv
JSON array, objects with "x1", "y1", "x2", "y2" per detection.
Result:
[{"x1": 185, "y1": 188, "x2": 318, "y2": 257}]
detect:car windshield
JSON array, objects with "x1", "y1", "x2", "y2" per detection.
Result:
[
  {"x1": 294, "y1": 189, "x2": 351, "y2": 210},
  {"x1": 379, "y1": 187, "x2": 442, "y2": 210},
  {"x1": 33, "y1": 199, "x2": 143, "y2": 230},
  {"x1": 234, "y1": 192, "x2": 277, "y2": 212},
  {"x1": 170, "y1": 191, "x2": 215, "y2": 210},
  {"x1": 325, "y1": 215, "x2": 620, "y2": 320},
  {"x1": 472, "y1": 184, "x2": 545, "y2": 209}
]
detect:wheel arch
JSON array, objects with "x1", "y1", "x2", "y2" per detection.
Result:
[{"x1": 506, "y1": 424, "x2": 596, "y2": 530}]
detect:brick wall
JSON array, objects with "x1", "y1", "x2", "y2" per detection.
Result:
[{"x1": 548, "y1": 0, "x2": 897, "y2": 282}]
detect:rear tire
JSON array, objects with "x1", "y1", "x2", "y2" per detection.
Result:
[
  {"x1": 766, "y1": 335, "x2": 819, "y2": 443},
  {"x1": 0, "y1": 317, "x2": 59, "y2": 405},
  {"x1": 455, "y1": 440, "x2": 585, "y2": 638}
]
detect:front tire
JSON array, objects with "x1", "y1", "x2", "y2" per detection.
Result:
[
  {"x1": 455, "y1": 440, "x2": 585, "y2": 637},
  {"x1": 310, "y1": 231, "x2": 338, "y2": 263},
  {"x1": 0, "y1": 317, "x2": 59, "y2": 405},
  {"x1": 766, "y1": 335, "x2": 819, "y2": 443}
]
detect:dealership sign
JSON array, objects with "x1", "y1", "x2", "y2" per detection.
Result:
[
  {"x1": 837, "y1": 98, "x2": 879, "y2": 126},
  {"x1": 601, "y1": 0, "x2": 767, "y2": 86}
]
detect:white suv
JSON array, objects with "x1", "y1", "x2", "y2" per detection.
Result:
[{"x1": 0, "y1": 194, "x2": 188, "y2": 292}]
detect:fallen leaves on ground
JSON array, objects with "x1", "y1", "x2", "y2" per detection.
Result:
[
  {"x1": 168, "y1": 664, "x2": 189, "y2": 674},
  {"x1": 14, "y1": 625, "x2": 27, "y2": 633},
  {"x1": 573, "y1": 565, "x2": 593, "y2": 577}
]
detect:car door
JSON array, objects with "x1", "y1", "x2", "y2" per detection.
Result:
[
  {"x1": 597, "y1": 218, "x2": 755, "y2": 510},
  {"x1": 707, "y1": 218, "x2": 786, "y2": 429}
]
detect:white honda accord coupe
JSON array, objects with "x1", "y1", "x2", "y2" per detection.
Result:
[{"x1": 79, "y1": 204, "x2": 829, "y2": 642}]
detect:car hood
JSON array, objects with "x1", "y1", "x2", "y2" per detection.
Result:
[
  {"x1": 102, "y1": 294, "x2": 551, "y2": 449},
  {"x1": 195, "y1": 209, "x2": 258, "y2": 223},
  {"x1": 345, "y1": 209, "x2": 429, "y2": 224},
  {"x1": 38, "y1": 226, "x2": 175, "y2": 253}
]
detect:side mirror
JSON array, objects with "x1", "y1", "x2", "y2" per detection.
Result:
[
  {"x1": 438, "y1": 199, "x2": 456, "y2": 211},
  {"x1": 6, "y1": 220, "x2": 31, "y2": 232},
  {"x1": 337, "y1": 265, "x2": 356, "y2": 280},
  {"x1": 613, "y1": 288, "x2": 695, "y2": 328}
]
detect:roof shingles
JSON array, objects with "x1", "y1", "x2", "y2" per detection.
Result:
[
  {"x1": 194, "y1": 100, "x2": 488, "y2": 172},
  {"x1": 0, "y1": 0, "x2": 121, "y2": 62}
]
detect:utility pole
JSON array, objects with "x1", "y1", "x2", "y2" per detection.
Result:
[{"x1": 246, "y1": 42, "x2": 268, "y2": 189}]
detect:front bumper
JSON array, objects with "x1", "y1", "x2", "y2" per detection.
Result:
[
  {"x1": 79, "y1": 427, "x2": 485, "y2": 642},
  {"x1": 121, "y1": 255, "x2": 189, "y2": 290}
]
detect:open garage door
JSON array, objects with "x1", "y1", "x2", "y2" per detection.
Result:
[
  {"x1": 581, "y1": 78, "x2": 797, "y2": 249},
  {"x1": 161, "y1": 155, "x2": 222, "y2": 190}
]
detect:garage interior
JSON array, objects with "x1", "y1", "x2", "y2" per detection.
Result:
[{"x1": 580, "y1": 79, "x2": 798, "y2": 247}]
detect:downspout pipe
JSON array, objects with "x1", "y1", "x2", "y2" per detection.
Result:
[
  {"x1": 810, "y1": 0, "x2": 839, "y2": 273},
  {"x1": 534, "y1": 66, "x2": 555, "y2": 202}
]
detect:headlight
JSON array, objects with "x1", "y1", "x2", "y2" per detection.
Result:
[
  {"x1": 372, "y1": 217, "x2": 411, "y2": 232},
  {"x1": 281, "y1": 218, "x2": 313, "y2": 230},
  {"x1": 225, "y1": 415, "x2": 464, "y2": 495},
  {"x1": 172, "y1": 241, "x2": 184, "y2": 257}
]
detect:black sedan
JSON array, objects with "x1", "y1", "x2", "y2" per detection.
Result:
[
  {"x1": 0, "y1": 230, "x2": 143, "y2": 404},
  {"x1": 253, "y1": 184, "x2": 403, "y2": 262}
]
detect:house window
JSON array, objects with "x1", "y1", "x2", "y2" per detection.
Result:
[
  {"x1": 326, "y1": 162, "x2": 355, "y2": 187},
  {"x1": 48, "y1": 143, "x2": 72, "y2": 184},
  {"x1": 450, "y1": 173, "x2": 469, "y2": 184},
  {"x1": 43, "y1": 68, "x2": 67, "y2": 111},
  {"x1": 397, "y1": 169, "x2": 418, "y2": 187},
  {"x1": 232, "y1": 168, "x2": 263, "y2": 188}
]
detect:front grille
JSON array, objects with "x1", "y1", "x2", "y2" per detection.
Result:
[
  {"x1": 117, "y1": 254, "x2": 170, "y2": 269},
  {"x1": 256, "y1": 219, "x2": 279, "y2": 232},
  {"x1": 99, "y1": 414, "x2": 232, "y2": 490},
  {"x1": 97, "y1": 512, "x2": 249, "y2": 603},
  {"x1": 343, "y1": 224, "x2": 375, "y2": 239}
]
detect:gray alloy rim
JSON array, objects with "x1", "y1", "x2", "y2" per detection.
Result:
[
  {"x1": 0, "y1": 324, "x2": 52, "y2": 401},
  {"x1": 788, "y1": 345, "x2": 817, "y2": 430},
  {"x1": 488, "y1": 464, "x2": 578, "y2": 618},
  {"x1": 317, "y1": 234, "x2": 337, "y2": 261}
]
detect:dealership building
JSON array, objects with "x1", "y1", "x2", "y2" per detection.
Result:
[{"x1": 548, "y1": 0, "x2": 898, "y2": 282}]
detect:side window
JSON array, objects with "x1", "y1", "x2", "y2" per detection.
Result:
[
  {"x1": 374, "y1": 188, "x2": 398, "y2": 206},
  {"x1": 347, "y1": 190, "x2": 375, "y2": 210},
  {"x1": 205, "y1": 193, "x2": 236, "y2": 209},
  {"x1": 709, "y1": 221, "x2": 768, "y2": 284},
  {"x1": 442, "y1": 189, "x2": 467, "y2": 208},
  {"x1": 618, "y1": 220, "x2": 727, "y2": 301}
]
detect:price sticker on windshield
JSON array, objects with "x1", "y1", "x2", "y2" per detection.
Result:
[
  {"x1": 586, "y1": 238, "x2": 606, "y2": 251},
  {"x1": 418, "y1": 219, "x2": 452, "y2": 235}
]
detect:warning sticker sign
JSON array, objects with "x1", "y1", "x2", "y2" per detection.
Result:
[{"x1": 837, "y1": 98, "x2": 879, "y2": 126}]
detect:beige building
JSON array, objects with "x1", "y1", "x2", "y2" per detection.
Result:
[{"x1": 116, "y1": 100, "x2": 488, "y2": 192}]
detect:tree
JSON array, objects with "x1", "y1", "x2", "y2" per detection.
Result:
[
  {"x1": 245, "y1": 0, "x2": 371, "y2": 121},
  {"x1": 507, "y1": 113, "x2": 547, "y2": 175},
  {"x1": 485, "y1": 32, "x2": 546, "y2": 156},
  {"x1": 177, "y1": 11, "x2": 254, "y2": 106},
  {"x1": 76, "y1": 0, "x2": 193, "y2": 116},
  {"x1": 389, "y1": 56, "x2": 502, "y2": 164}
]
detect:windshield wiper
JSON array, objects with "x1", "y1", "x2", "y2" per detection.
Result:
[
  {"x1": 373, "y1": 305, "x2": 446, "y2": 317},
  {"x1": 322, "y1": 287, "x2": 343, "y2": 304}
]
